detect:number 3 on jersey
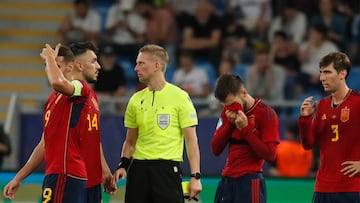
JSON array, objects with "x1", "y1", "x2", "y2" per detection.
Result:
[
  {"x1": 331, "y1": 124, "x2": 339, "y2": 142},
  {"x1": 87, "y1": 113, "x2": 98, "y2": 131}
]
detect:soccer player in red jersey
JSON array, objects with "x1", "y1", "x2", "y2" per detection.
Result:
[
  {"x1": 3, "y1": 43, "x2": 115, "y2": 202},
  {"x1": 211, "y1": 74, "x2": 280, "y2": 203},
  {"x1": 70, "y1": 41, "x2": 115, "y2": 202},
  {"x1": 299, "y1": 52, "x2": 360, "y2": 203}
]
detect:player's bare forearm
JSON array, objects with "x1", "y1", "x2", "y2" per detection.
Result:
[
  {"x1": 41, "y1": 44, "x2": 74, "y2": 96},
  {"x1": 14, "y1": 136, "x2": 45, "y2": 183},
  {"x1": 100, "y1": 144, "x2": 112, "y2": 179}
]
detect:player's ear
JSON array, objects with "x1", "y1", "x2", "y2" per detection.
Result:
[
  {"x1": 339, "y1": 69, "x2": 347, "y2": 80},
  {"x1": 67, "y1": 62, "x2": 74, "y2": 72},
  {"x1": 74, "y1": 61, "x2": 83, "y2": 71}
]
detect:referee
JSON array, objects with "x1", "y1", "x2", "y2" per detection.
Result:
[{"x1": 114, "y1": 44, "x2": 202, "y2": 203}]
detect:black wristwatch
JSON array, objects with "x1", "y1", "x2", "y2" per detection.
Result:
[{"x1": 190, "y1": 172, "x2": 201, "y2": 180}]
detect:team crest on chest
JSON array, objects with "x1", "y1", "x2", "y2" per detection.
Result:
[
  {"x1": 157, "y1": 114, "x2": 170, "y2": 130},
  {"x1": 340, "y1": 106, "x2": 350, "y2": 122}
]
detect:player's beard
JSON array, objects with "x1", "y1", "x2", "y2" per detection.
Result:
[{"x1": 85, "y1": 75, "x2": 97, "y2": 83}]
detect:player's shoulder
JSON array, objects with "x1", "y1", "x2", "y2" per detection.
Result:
[
  {"x1": 256, "y1": 99, "x2": 278, "y2": 119},
  {"x1": 350, "y1": 89, "x2": 360, "y2": 97}
]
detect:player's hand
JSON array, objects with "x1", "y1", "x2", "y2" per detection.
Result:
[
  {"x1": 40, "y1": 43, "x2": 60, "y2": 61},
  {"x1": 300, "y1": 96, "x2": 318, "y2": 116},
  {"x1": 113, "y1": 168, "x2": 127, "y2": 183},
  {"x1": 225, "y1": 110, "x2": 237, "y2": 123},
  {"x1": 234, "y1": 110, "x2": 248, "y2": 129},
  {"x1": 103, "y1": 174, "x2": 117, "y2": 195},
  {"x1": 3, "y1": 179, "x2": 21, "y2": 200},
  {"x1": 341, "y1": 161, "x2": 360, "y2": 177},
  {"x1": 188, "y1": 178, "x2": 202, "y2": 200}
]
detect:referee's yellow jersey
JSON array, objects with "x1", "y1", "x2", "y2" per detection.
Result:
[{"x1": 125, "y1": 82, "x2": 198, "y2": 161}]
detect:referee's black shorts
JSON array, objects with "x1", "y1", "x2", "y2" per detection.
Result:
[{"x1": 125, "y1": 159, "x2": 184, "y2": 203}]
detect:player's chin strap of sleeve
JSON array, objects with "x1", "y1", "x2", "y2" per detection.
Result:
[{"x1": 228, "y1": 138, "x2": 249, "y2": 145}]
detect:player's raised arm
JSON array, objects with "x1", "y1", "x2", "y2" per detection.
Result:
[{"x1": 41, "y1": 43, "x2": 75, "y2": 96}]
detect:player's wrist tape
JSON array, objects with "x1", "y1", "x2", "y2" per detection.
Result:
[{"x1": 117, "y1": 157, "x2": 131, "y2": 170}]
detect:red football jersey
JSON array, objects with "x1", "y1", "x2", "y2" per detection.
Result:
[
  {"x1": 78, "y1": 83, "x2": 102, "y2": 188},
  {"x1": 212, "y1": 99, "x2": 280, "y2": 178},
  {"x1": 299, "y1": 90, "x2": 360, "y2": 192},
  {"x1": 43, "y1": 81, "x2": 102, "y2": 187},
  {"x1": 43, "y1": 90, "x2": 87, "y2": 179}
]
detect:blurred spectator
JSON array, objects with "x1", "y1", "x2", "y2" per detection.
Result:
[
  {"x1": 218, "y1": 57, "x2": 236, "y2": 76},
  {"x1": 268, "y1": 122, "x2": 313, "y2": 177},
  {"x1": 180, "y1": 1, "x2": 222, "y2": 70},
  {"x1": 172, "y1": 52, "x2": 211, "y2": 99},
  {"x1": 94, "y1": 44, "x2": 127, "y2": 113},
  {"x1": 137, "y1": 0, "x2": 178, "y2": 65},
  {"x1": 163, "y1": 0, "x2": 196, "y2": 15},
  {"x1": 246, "y1": 49, "x2": 285, "y2": 101},
  {"x1": 337, "y1": 0, "x2": 360, "y2": 65},
  {"x1": 351, "y1": 15, "x2": 360, "y2": 66},
  {"x1": 56, "y1": 0, "x2": 101, "y2": 45},
  {"x1": 136, "y1": 1, "x2": 177, "y2": 44},
  {"x1": 270, "y1": 31, "x2": 302, "y2": 100},
  {"x1": 310, "y1": 0, "x2": 346, "y2": 50},
  {"x1": 221, "y1": 13, "x2": 254, "y2": 64},
  {"x1": 268, "y1": 1, "x2": 307, "y2": 46},
  {"x1": 225, "y1": 0, "x2": 271, "y2": 40},
  {"x1": 0, "y1": 125, "x2": 11, "y2": 169},
  {"x1": 298, "y1": 23, "x2": 339, "y2": 94},
  {"x1": 104, "y1": 0, "x2": 146, "y2": 62},
  {"x1": 272, "y1": 0, "x2": 319, "y2": 19},
  {"x1": 337, "y1": 0, "x2": 359, "y2": 64},
  {"x1": 162, "y1": 1, "x2": 194, "y2": 39}
]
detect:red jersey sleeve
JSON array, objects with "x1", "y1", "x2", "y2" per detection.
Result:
[
  {"x1": 211, "y1": 109, "x2": 235, "y2": 156},
  {"x1": 298, "y1": 115, "x2": 316, "y2": 150}
]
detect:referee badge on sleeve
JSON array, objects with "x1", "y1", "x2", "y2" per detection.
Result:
[{"x1": 158, "y1": 114, "x2": 170, "y2": 130}]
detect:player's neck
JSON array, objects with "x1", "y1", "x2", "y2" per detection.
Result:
[
  {"x1": 332, "y1": 86, "x2": 350, "y2": 106},
  {"x1": 243, "y1": 96, "x2": 255, "y2": 111},
  {"x1": 72, "y1": 72, "x2": 85, "y2": 83}
]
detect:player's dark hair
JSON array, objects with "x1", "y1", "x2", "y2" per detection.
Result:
[
  {"x1": 58, "y1": 45, "x2": 75, "y2": 63},
  {"x1": 69, "y1": 41, "x2": 98, "y2": 57},
  {"x1": 320, "y1": 52, "x2": 352, "y2": 79},
  {"x1": 214, "y1": 74, "x2": 244, "y2": 102}
]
